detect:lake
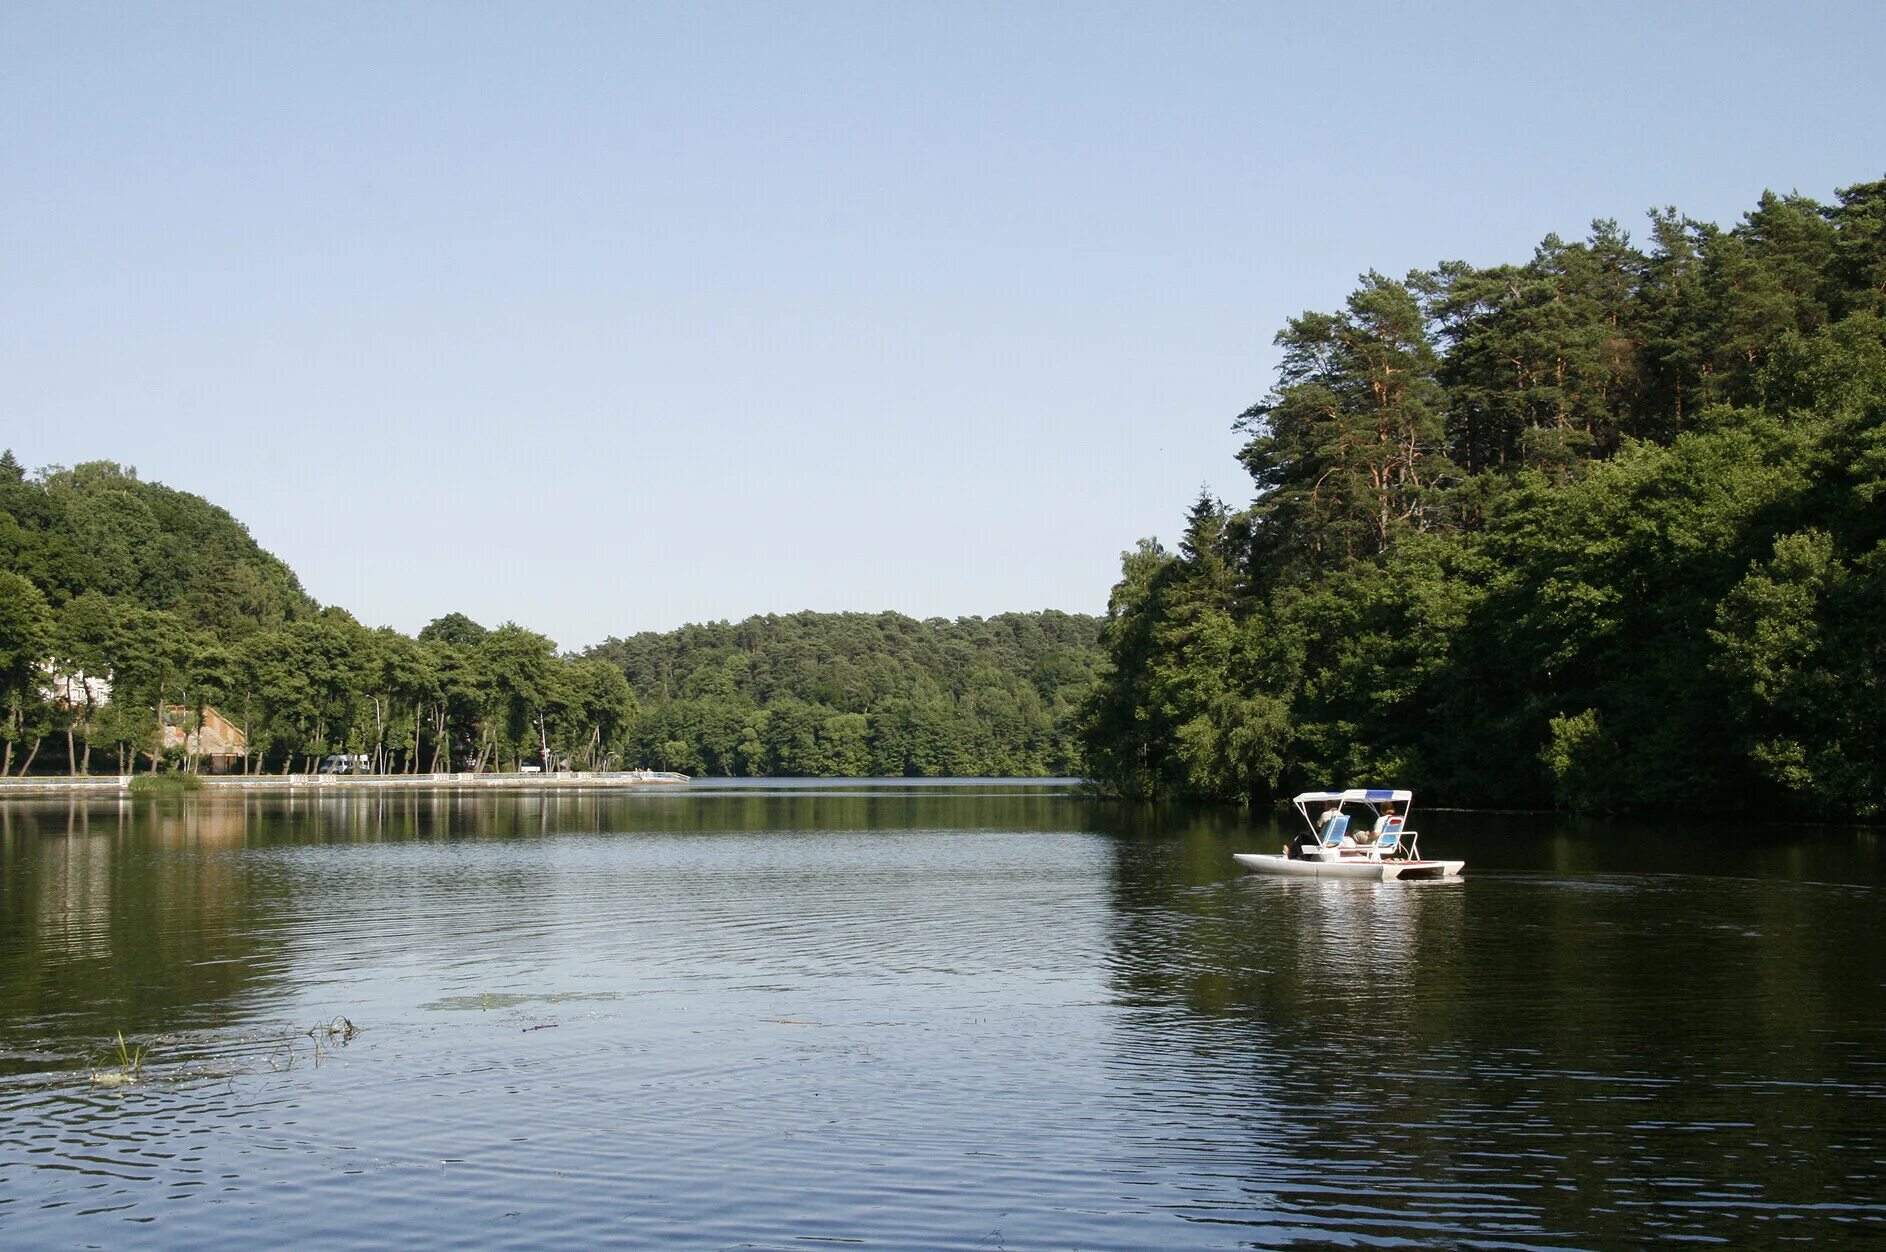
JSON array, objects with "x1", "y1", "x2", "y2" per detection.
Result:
[{"x1": 1, "y1": 781, "x2": 1882, "y2": 1248}]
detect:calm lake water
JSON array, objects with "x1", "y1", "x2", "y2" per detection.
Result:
[{"x1": 1, "y1": 782, "x2": 1882, "y2": 1249}]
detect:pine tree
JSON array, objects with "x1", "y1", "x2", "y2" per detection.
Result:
[{"x1": 1238, "y1": 273, "x2": 1451, "y2": 581}]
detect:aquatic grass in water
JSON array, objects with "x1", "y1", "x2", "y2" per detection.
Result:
[
  {"x1": 89, "y1": 1031, "x2": 147, "y2": 1086},
  {"x1": 78, "y1": 1019, "x2": 359, "y2": 1083}
]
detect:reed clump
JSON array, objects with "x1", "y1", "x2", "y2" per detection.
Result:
[{"x1": 90, "y1": 1031, "x2": 148, "y2": 1086}]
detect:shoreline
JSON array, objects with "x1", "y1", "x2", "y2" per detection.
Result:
[{"x1": 0, "y1": 771, "x2": 691, "y2": 796}]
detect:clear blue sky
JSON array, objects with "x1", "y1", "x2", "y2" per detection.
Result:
[{"x1": 4, "y1": 2, "x2": 1881, "y2": 649}]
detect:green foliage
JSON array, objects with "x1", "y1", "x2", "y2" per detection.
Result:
[
  {"x1": 0, "y1": 475, "x2": 650, "y2": 776},
  {"x1": 1237, "y1": 274, "x2": 1452, "y2": 581},
  {"x1": 0, "y1": 460, "x2": 313, "y2": 636},
  {"x1": 418, "y1": 612, "x2": 489, "y2": 647},
  {"x1": 1086, "y1": 175, "x2": 1886, "y2": 815},
  {"x1": 1540, "y1": 709, "x2": 1616, "y2": 813},
  {"x1": 0, "y1": 569, "x2": 53, "y2": 680},
  {"x1": 129, "y1": 771, "x2": 205, "y2": 794},
  {"x1": 1711, "y1": 528, "x2": 1885, "y2": 813},
  {"x1": 0, "y1": 569, "x2": 56, "y2": 771},
  {"x1": 1424, "y1": 223, "x2": 1643, "y2": 474},
  {"x1": 588, "y1": 610, "x2": 1102, "y2": 777}
]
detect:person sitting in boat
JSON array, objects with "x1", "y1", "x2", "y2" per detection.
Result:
[
  {"x1": 1292, "y1": 800, "x2": 1342, "y2": 857},
  {"x1": 1370, "y1": 803, "x2": 1402, "y2": 842}
]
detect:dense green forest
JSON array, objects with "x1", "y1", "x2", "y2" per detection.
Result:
[
  {"x1": 588, "y1": 612, "x2": 1099, "y2": 776},
  {"x1": 0, "y1": 455, "x2": 1099, "y2": 776},
  {"x1": 1083, "y1": 177, "x2": 1886, "y2": 815}
]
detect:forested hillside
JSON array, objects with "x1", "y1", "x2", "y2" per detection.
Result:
[
  {"x1": 0, "y1": 456, "x2": 1100, "y2": 776},
  {"x1": 1083, "y1": 177, "x2": 1886, "y2": 815},
  {"x1": 0, "y1": 458, "x2": 314, "y2": 636},
  {"x1": 588, "y1": 611, "x2": 1100, "y2": 776}
]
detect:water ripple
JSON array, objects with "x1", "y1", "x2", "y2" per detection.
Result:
[{"x1": 2, "y1": 796, "x2": 1883, "y2": 1247}]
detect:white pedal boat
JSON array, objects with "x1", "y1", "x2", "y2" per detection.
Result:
[{"x1": 1234, "y1": 788, "x2": 1464, "y2": 881}]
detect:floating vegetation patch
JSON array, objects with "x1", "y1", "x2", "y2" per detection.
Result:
[
  {"x1": 313, "y1": 1015, "x2": 360, "y2": 1040},
  {"x1": 421, "y1": 992, "x2": 620, "y2": 1012},
  {"x1": 264, "y1": 1017, "x2": 363, "y2": 1070},
  {"x1": 303, "y1": 1016, "x2": 359, "y2": 1066}
]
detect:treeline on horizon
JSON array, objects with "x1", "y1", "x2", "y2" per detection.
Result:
[
  {"x1": 0, "y1": 457, "x2": 1102, "y2": 777},
  {"x1": 1081, "y1": 177, "x2": 1886, "y2": 815},
  {"x1": 589, "y1": 612, "x2": 1100, "y2": 777}
]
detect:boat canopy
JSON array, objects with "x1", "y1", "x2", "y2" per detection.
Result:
[{"x1": 1293, "y1": 789, "x2": 1412, "y2": 805}]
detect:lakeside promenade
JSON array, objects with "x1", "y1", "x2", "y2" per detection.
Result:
[{"x1": 0, "y1": 771, "x2": 691, "y2": 796}]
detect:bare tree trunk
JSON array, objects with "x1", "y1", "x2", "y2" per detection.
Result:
[
  {"x1": 67, "y1": 725, "x2": 77, "y2": 776},
  {"x1": 183, "y1": 692, "x2": 197, "y2": 774},
  {"x1": 18, "y1": 738, "x2": 41, "y2": 776},
  {"x1": 78, "y1": 698, "x2": 96, "y2": 775},
  {"x1": 371, "y1": 695, "x2": 386, "y2": 775}
]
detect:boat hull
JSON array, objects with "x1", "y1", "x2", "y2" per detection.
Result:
[{"x1": 1233, "y1": 853, "x2": 1465, "y2": 881}]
